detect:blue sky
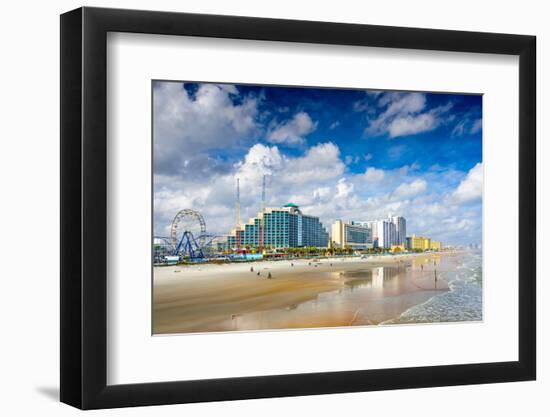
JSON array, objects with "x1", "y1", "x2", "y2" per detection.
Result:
[{"x1": 153, "y1": 81, "x2": 483, "y2": 245}]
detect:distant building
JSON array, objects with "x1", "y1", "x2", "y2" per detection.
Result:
[
  {"x1": 331, "y1": 220, "x2": 373, "y2": 250},
  {"x1": 355, "y1": 215, "x2": 405, "y2": 248},
  {"x1": 390, "y1": 244, "x2": 406, "y2": 252},
  {"x1": 410, "y1": 234, "x2": 431, "y2": 250},
  {"x1": 422, "y1": 237, "x2": 432, "y2": 250},
  {"x1": 373, "y1": 219, "x2": 396, "y2": 248},
  {"x1": 361, "y1": 221, "x2": 379, "y2": 244},
  {"x1": 407, "y1": 234, "x2": 441, "y2": 251},
  {"x1": 390, "y1": 215, "x2": 406, "y2": 246},
  {"x1": 430, "y1": 240, "x2": 442, "y2": 251},
  {"x1": 227, "y1": 203, "x2": 328, "y2": 250},
  {"x1": 352, "y1": 219, "x2": 389, "y2": 249}
]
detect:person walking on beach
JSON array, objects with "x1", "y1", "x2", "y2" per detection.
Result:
[
  {"x1": 250, "y1": 266, "x2": 254, "y2": 272},
  {"x1": 421, "y1": 264, "x2": 423, "y2": 271},
  {"x1": 268, "y1": 272, "x2": 272, "y2": 279}
]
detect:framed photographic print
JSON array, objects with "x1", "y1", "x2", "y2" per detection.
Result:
[{"x1": 60, "y1": 6, "x2": 536, "y2": 409}]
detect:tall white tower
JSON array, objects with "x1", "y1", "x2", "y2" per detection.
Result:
[
  {"x1": 235, "y1": 178, "x2": 242, "y2": 228},
  {"x1": 261, "y1": 174, "x2": 266, "y2": 212}
]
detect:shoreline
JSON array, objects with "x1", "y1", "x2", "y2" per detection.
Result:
[
  {"x1": 156, "y1": 249, "x2": 462, "y2": 267},
  {"x1": 154, "y1": 250, "x2": 461, "y2": 281},
  {"x1": 153, "y1": 251, "x2": 461, "y2": 334}
]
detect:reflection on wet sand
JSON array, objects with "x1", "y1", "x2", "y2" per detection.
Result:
[
  {"x1": 228, "y1": 262, "x2": 447, "y2": 330},
  {"x1": 153, "y1": 252, "x2": 462, "y2": 334}
]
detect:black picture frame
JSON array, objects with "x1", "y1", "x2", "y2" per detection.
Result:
[{"x1": 60, "y1": 6, "x2": 536, "y2": 410}]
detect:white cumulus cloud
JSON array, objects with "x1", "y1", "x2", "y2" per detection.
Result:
[
  {"x1": 282, "y1": 142, "x2": 345, "y2": 185},
  {"x1": 154, "y1": 142, "x2": 346, "y2": 235},
  {"x1": 361, "y1": 92, "x2": 452, "y2": 138},
  {"x1": 153, "y1": 82, "x2": 259, "y2": 175},
  {"x1": 451, "y1": 163, "x2": 483, "y2": 203},
  {"x1": 267, "y1": 112, "x2": 317, "y2": 145},
  {"x1": 363, "y1": 167, "x2": 385, "y2": 183},
  {"x1": 392, "y1": 179, "x2": 428, "y2": 199},
  {"x1": 388, "y1": 113, "x2": 436, "y2": 137}
]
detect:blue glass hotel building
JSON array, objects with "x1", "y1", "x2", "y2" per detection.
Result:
[{"x1": 229, "y1": 203, "x2": 328, "y2": 250}]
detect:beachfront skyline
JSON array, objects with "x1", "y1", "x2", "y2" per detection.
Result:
[{"x1": 153, "y1": 81, "x2": 482, "y2": 245}]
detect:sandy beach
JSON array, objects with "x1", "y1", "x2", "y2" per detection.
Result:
[{"x1": 153, "y1": 252, "x2": 467, "y2": 334}]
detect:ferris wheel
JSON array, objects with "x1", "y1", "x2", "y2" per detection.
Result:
[{"x1": 170, "y1": 209, "x2": 207, "y2": 259}]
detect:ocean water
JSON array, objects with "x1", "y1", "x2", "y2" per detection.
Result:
[{"x1": 384, "y1": 249, "x2": 482, "y2": 324}]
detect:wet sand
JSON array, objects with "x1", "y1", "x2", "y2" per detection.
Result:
[{"x1": 153, "y1": 252, "x2": 461, "y2": 334}]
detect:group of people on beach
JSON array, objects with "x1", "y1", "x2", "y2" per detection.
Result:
[
  {"x1": 250, "y1": 266, "x2": 272, "y2": 279},
  {"x1": 246, "y1": 257, "x2": 439, "y2": 282}
]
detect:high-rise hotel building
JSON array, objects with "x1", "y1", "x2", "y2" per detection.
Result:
[
  {"x1": 331, "y1": 220, "x2": 373, "y2": 249},
  {"x1": 354, "y1": 215, "x2": 406, "y2": 248},
  {"x1": 390, "y1": 215, "x2": 406, "y2": 246},
  {"x1": 227, "y1": 203, "x2": 329, "y2": 250}
]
